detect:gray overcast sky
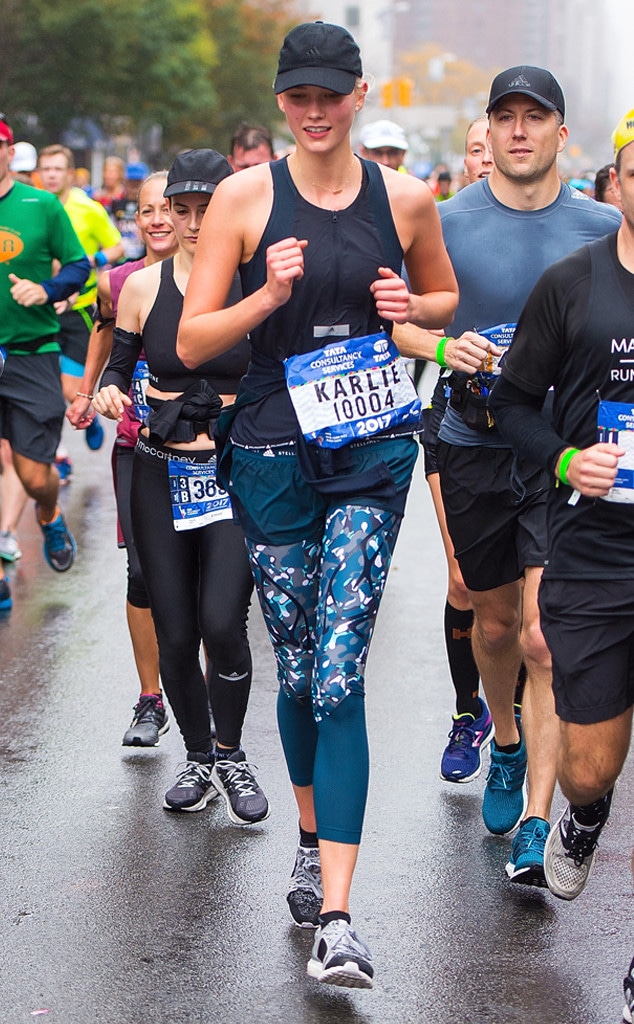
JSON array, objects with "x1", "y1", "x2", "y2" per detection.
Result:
[{"x1": 607, "y1": 0, "x2": 634, "y2": 122}]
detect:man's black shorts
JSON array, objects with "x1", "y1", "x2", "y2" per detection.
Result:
[
  {"x1": 539, "y1": 578, "x2": 634, "y2": 724},
  {"x1": 436, "y1": 441, "x2": 548, "y2": 592},
  {"x1": 0, "y1": 350, "x2": 65, "y2": 463}
]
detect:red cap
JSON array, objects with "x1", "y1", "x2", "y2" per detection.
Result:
[{"x1": 0, "y1": 118, "x2": 14, "y2": 145}]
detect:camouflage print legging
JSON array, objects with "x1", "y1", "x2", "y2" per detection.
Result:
[{"x1": 247, "y1": 503, "x2": 402, "y2": 843}]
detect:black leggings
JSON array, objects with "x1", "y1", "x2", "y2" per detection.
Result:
[
  {"x1": 130, "y1": 441, "x2": 253, "y2": 754},
  {"x1": 113, "y1": 442, "x2": 149, "y2": 608}
]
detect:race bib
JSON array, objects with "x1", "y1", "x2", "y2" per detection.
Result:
[
  {"x1": 168, "y1": 457, "x2": 233, "y2": 531},
  {"x1": 131, "y1": 358, "x2": 151, "y2": 422},
  {"x1": 473, "y1": 321, "x2": 518, "y2": 389},
  {"x1": 597, "y1": 399, "x2": 634, "y2": 503},
  {"x1": 284, "y1": 331, "x2": 421, "y2": 448}
]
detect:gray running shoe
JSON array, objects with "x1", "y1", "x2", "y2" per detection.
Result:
[
  {"x1": 544, "y1": 803, "x2": 607, "y2": 900},
  {"x1": 122, "y1": 694, "x2": 169, "y2": 747},
  {"x1": 287, "y1": 844, "x2": 322, "y2": 928},
  {"x1": 0, "y1": 530, "x2": 21, "y2": 562},
  {"x1": 211, "y1": 750, "x2": 269, "y2": 825},
  {"x1": 308, "y1": 918, "x2": 374, "y2": 989},
  {"x1": 163, "y1": 758, "x2": 217, "y2": 812}
]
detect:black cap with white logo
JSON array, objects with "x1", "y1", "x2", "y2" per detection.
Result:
[
  {"x1": 164, "y1": 149, "x2": 233, "y2": 198},
  {"x1": 486, "y1": 66, "x2": 565, "y2": 119}
]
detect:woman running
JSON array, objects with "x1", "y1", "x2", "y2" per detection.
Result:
[
  {"x1": 94, "y1": 150, "x2": 269, "y2": 826},
  {"x1": 178, "y1": 24, "x2": 458, "y2": 988},
  {"x1": 68, "y1": 170, "x2": 177, "y2": 748}
]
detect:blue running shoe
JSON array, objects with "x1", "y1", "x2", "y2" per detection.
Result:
[
  {"x1": 505, "y1": 817, "x2": 550, "y2": 887},
  {"x1": 85, "y1": 416, "x2": 104, "y2": 451},
  {"x1": 55, "y1": 455, "x2": 73, "y2": 486},
  {"x1": 0, "y1": 575, "x2": 12, "y2": 612},
  {"x1": 37, "y1": 508, "x2": 76, "y2": 572},
  {"x1": 440, "y1": 697, "x2": 494, "y2": 783},
  {"x1": 482, "y1": 722, "x2": 527, "y2": 835}
]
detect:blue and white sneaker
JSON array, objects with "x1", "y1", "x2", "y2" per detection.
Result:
[
  {"x1": 505, "y1": 817, "x2": 550, "y2": 887},
  {"x1": 308, "y1": 919, "x2": 374, "y2": 989},
  {"x1": 482, "y1": 721, "x2": 527, "y2": 835},
  {"x1": 37, "y1": 507, "x2": 76, "y2": 572},
  {"x1": 440, "y1": 697, "x2": 494, "y2": 783}
]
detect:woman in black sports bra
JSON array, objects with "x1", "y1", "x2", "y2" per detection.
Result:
[
  {"x1": 177, "y1": 24, "x2": 458, "y2": 989},
  {"x1": 94, "y1": 150, "x2": 269, "y2": 827}
]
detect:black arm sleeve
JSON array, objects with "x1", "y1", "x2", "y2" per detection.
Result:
[
  {"x1": 40, "y1": 256, "x2": 91, "y2": 303},
  {"x1": 100, "y1": 326, "x2": 143, "y2": 393},
  {"x1": 489, "y1": 376, "x2": 567, "y2": 474}
]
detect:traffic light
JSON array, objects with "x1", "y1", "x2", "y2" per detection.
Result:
[
  {"x1": 397, "y1": 77, "x2": 414, "y2": 106},
  {"x1": 381, "y1": 81, "x2": 394, "y2": 108}
]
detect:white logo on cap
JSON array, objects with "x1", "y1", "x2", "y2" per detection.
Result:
[{"x1": 508, "y1": 74, "x2": 532, "y2": 88}]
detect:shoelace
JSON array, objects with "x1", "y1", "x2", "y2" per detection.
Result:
[
  {"x1": 42, "y1": 517, "x2": 69, "y2": 552},
  {"x1": 321, "y1": 920, "x2": 371, "y2": 962},
  {"x1": 215, "y1": 760, "x2": 260, "y2": 796},
  {"x1": 174, "y1": 761, "x2": 212, "y2": 789},
  {"x1": 291, "y1": 849, "x2": 322, "y2": 894},
  {"x1": 562, "y1": 814, "x2": 601, "y2": 867},
  {"x1": 519, "y1": 822, "x2": 549, "y2": 852},
  {"x1": 446, "y1": 720, "x2": 476, "y2": 752},
  {"x1": 134, "y1": 696, "x2": 164, "y2": 723},
  {"x1": 487, "y1": 760, "x2": 523, "y2": 790}
]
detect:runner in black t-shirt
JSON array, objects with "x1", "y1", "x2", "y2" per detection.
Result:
[{"x1": 490, "y1": 112, "x2": 634, "y2": 953}]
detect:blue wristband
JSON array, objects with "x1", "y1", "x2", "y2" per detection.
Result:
[{"x1": 93, "y1": 251, "x2": 108, "y2": 268}]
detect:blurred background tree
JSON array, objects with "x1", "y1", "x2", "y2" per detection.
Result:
[{"x1": 0, "y1": 0, "x2": 298, "y2": 156}]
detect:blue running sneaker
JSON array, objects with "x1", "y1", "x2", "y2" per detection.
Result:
[
  {"x1": 37, "y1": 508, "x2": 76, "y2": 572},
  {"x1": 55, "y1": 455, "x2": 73, "y2": 486},
  {"x1": 505, "y1": 817, "x2": 550, "y2": 887},
  {"x1": 0, "y1": 575, "x2": 12, "y2": 612},
  {"x1": 85, "y1": 416, "x2": 104, "y2": 451},
  {"x1": 440, "y1": 697, "x2": 494, "y2": 783},
  {"x1": 482, "y1": 722, "x2": 527, "y2": 835}
]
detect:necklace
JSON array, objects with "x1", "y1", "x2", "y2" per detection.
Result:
[{"x1": 291, "y1": 155, "x2": 357, "y2": 195}]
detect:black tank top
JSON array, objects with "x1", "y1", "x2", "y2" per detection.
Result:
[
  {"x1": 143, "y1": 258, "x2": 249, "y2": 392},
  {"x1": 233, "y1": 157, "x2": 404, "y2": 443}
]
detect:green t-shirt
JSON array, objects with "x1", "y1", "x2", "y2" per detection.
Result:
[
  {"x1": 0, "y1": 181, "x2": 86, "y2": 351},
  {"x1": 63, "y1": 187, "x2": 122, "y2": 308}
]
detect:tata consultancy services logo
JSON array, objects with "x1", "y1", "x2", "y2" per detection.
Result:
[
  {"x1": 0, "y1": 230, "x2": 24, "y2": 263},
  {"x1": 374, "y1": 338, "x2": 390, "y2": 355}
]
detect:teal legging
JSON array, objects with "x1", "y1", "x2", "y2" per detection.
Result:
[{"x1": 247, "y1": 504, "x2": 401, "y2": 844}]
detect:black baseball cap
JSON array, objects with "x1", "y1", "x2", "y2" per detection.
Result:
[
  {"x1": 273, "y1": 21, "x2": 362, "y2": 96},
  {"x1": 486, "y1": 66, "x2": 565, "y2": 119},
  {"x1": 164, "y1": 149, "x2": 233, "y2": 198}
]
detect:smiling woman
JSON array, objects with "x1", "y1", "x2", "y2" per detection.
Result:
[
  {"x1": 177, "y1": 20, "x2": 458, "y2": 991},
  {"x1": 94, "y1": 150, "x2": 269, "y2": 828}
]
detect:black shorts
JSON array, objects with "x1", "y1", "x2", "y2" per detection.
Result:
[
  {"x1": 0, "y1": 350, "x2": 66, "y2": 463},
  {"x1": 58, "y1": 307, "x2": 93, "y2": 367},
  {"x1": 436, "y1": 441, "x2": 548, "y2": 592},
  {"x1": 421, "y1": 372, "x2": 449, "y2": 477},
  {"x1": 539, "y1": 578, "x2": 634, "y2": 725}
]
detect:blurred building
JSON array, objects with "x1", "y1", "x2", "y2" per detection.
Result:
[{"x1": 294, "y1": 0, "x2": 610, "y2": 168}]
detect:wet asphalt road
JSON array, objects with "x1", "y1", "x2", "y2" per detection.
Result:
[{"x1": 0, "y1": 410, "x2": 632, "y2": 1024}]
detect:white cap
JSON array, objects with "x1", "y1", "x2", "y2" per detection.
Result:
[
  {"x1": 11, "y1": 141, "x2": 37, "y2": 173},
  {"x1": 359, "y1": 119, "x2": 409, "y2": 152}
]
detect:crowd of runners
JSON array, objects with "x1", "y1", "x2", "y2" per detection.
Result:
[{"x1": 1, "y1": 19, "x2": 633, "y2": 1016}]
